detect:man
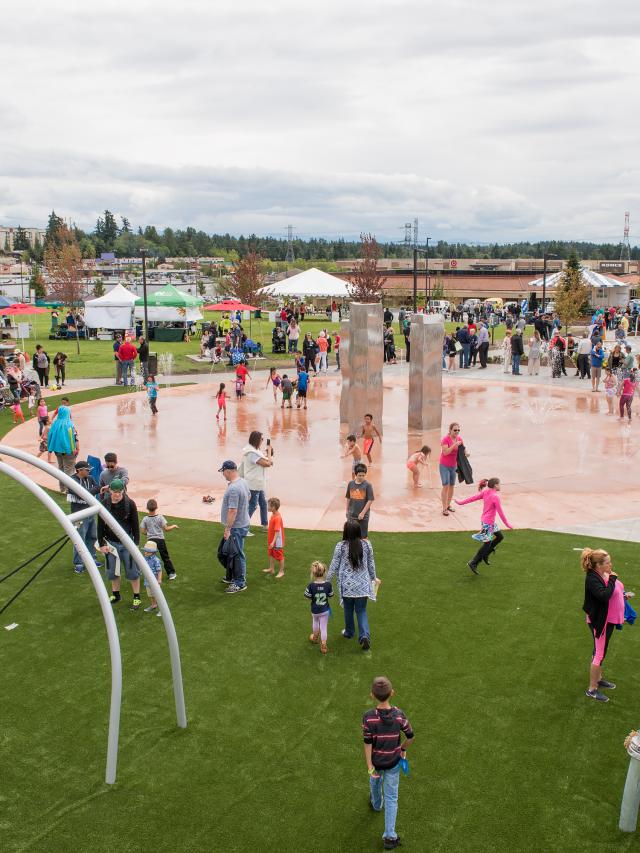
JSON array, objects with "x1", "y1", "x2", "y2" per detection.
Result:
[
  {"x1": 476, "y1": 323, "x2": 490, "y2": 369},
  {"x1": 456, "y1": 324, "x2": 471, "y2": 369},
  {"x1": 511, "y1": 329, "x2": 524, "y2": 375},
  {"x1": 138, "y1": 336, "x2": 149, "y2": 381},
  {"x1": 383, "y1": 306, "x2": 393, "y2": 325},
  {"x1": 117, "y1": 336, "x2": 138, "y2": 387},
  {"x1": 68, "y1": 460, "x2": 101, "y2": 574},
  {"x1": 623, "y1": 344, "x2": 635, "y2": 375},
  {"x1": 113, "y1": 333, "x2": 123, "y2": 385},
  {"x1": 219, "y1": 460, "x2": 251, "y2": 594},
  {"x1": 97, "y1": 478, "x2": 141, "y2": 609},
  {"x1": 398, "y1": 306, "x2": 406, "y2": 333},
  {"x1": 576, "y1": 332, "x2": 592, "y2": 379},
  {"x1": 99, "y1": 452, "x2": 129, "y2": 494},
  {"x1": 591, "y1": 340, "x2": 605, "y2": 392},
  {"x1": 534, "y1": 314, "x2": 547, "y2": 341}
]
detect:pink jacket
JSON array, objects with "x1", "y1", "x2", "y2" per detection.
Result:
[{"x1": 456, "y1": 488, "x2": 512, "y2": 527}]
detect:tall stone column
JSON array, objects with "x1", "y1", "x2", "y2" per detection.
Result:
[
  {"x1": 339, "y1": 303, "x2": 384, "y2": 434},
  {"x1": 338, "y1": 319, "x2": 350, "y2": 423},
  {"x1": 408, "y1": 313, "x2": 443, "y2": 431}
]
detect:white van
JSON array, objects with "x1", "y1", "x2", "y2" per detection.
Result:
[{"x1": 430, "y1": 300, "x2": 450, "y2": 314}]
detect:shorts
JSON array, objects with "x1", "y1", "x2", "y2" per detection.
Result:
[
  {"x1": 283, "y1": 390, "x2": 292, "y2": 401},
  {"x1": 144, "y1": 568, "x2": 162, "y2": 594},
  {"x1": 592, "y1": 366, "x2": 602, "y2": 379},
  {"x1": 297, "y1": 389, "x2": 307, "y2": 398},
  {"x1": 363, "y1": 437, "x2": 374, "y2": 455},
  {"x1": 588, "y1": 621, "x2": 615, "y2": 665},
  {"x1": 104, "y1": 543, "x2": 140, "y2": 582},
  {"x1": 348, "y1": 514, "x2": 369, "y2": 537},
  {"x1": 439, "y1": 464, "x2": 456, "y2": 486},
  {"x1": 605, "y1": 388, "x2": 616, "y2": 398},
  {"x1": 268, "y1": 547, "x2": 285, "y2": 561},
  {"x1": 406, "y1": 461, "x2": 418, "y2": 472}
]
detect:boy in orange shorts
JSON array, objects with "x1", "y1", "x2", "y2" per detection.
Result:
[
  {"x1": 263, "y1": 497, "x2": 285, "y2": 578},
  {"x1": 360, "y1": 413, "x2": 382, "y2": 464}
]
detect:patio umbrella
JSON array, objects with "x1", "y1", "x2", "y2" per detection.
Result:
[
  {"x1": 204, "y1": 300, "x2": 258, "y2": 311},
  {"x1": 0, "y1": 304, "x2": 48, "y2": 349}
]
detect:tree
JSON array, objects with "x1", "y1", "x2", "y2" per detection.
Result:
[
  {"x1": 29, "y1": 264, "x2": 46, "y2": 299},
  {"x1": 13, "y1": 226, "x2": 30, "y2": 251},
  {"x1": 554, "y1": 251, "x2": 589, "y2": 333},
  {"x1": 44, "y1": 225, "x2": 86, "y2": 353},
  {"x1": 93, "y1": 278, "x2": 106, "y2": 297},
  {"x1": 228, "y1": 252, "x2": 264, "y2": 305},
  {"x1": 45, "y1": 210, "x2": 66, "y2": 248},
  {"x1": 120, "y1": 216, "x2": 131, "y2": 234},
  {"x1": 347, "y1": 233, "x2": 387, "y2": 302}
]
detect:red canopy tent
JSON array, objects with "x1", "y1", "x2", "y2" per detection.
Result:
[{"x1": 204, "y1": 300, "x2": 258, "y2": 312}]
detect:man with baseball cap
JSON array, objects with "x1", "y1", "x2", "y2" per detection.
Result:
[
  {"x1": 219, "y1": 460, "x2": 251, "y2": 594},
  {"x1": 97, "y1": 478, "x2": 141, "y2": 610},
  {"x1": 68, "y1": 460, "x2": 101, "y2": 575}
]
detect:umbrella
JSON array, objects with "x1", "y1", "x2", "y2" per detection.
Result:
[
  {"x1": 0, "y1": 303, "x2": 48, "y2": 315},
  {"x1": 205, "y1": 300, "x2": 258, "y2": 311}
]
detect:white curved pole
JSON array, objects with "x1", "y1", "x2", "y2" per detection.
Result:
[
  {"x1": 0, "y1": 461, "x2": 122, "y2": 784},
  {"x1": 0, "y1": 447, "x2": 187, "y2": 726}
]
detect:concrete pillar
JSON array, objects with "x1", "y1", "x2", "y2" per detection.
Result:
[
  {"x1": 408, "y1": 313, "x2": 444, "y2": 431},
  {"x1": 339, "y1": 319, "x2": 350, "y2": 424},
  {"x1": 339, "y1": 303, "x2": 384, "y2": 434}
]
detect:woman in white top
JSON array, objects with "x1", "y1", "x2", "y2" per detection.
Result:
[
  {"x1": 239, "y1": 430, "x2": 273, "y2": 529},
  {"x1": 528, "y1": 331, "x2": 542, "y2": 375},
  {"x1": 287, "y1": 320, "x2": 300, "y2": 353}
]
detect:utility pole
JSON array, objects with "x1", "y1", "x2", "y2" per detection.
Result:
[
  {"x1": 424, "y1": 237, "x2": 431, "y2": 307},
  {"x1": 412, "y1": 248, "x2": 418, "y2": 314},
  {"x1": 141, "y1": 249, "x2": 149, "y2": 339}
]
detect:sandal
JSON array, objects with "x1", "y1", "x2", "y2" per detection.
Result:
[
  {"x1": 448, "y1": 506, "x2": 456, "y2": 512},
  {"x1": 442, "y1": 510, "x2": 449, "y2": 516},
  {"x1": 202, "y1": 495, "x2": 215, "y2": 504}
]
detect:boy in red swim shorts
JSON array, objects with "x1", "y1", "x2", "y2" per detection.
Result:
[
  {"x1": 360, "y1": 413, "x2": 382, "y2": 464},
  {"x1": 263, "y1": 497, "x2": 285, "y2": 578}
]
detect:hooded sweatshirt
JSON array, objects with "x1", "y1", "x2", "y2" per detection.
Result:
[{"x1": 362, "y1": 706, "x2": 414, "y2": 771}]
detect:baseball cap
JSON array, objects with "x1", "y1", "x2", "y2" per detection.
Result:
[
  {"x1": 109, "y1": 478, "x2": 125, "y2": 492},
  {"x1": 143, "y1": 541, "x2": 158, "y2": 553},
  {"x1": 74, "y1": 460, "x2": 90, "y2": 471},
  {"x1": 218, "y1": 460, "x2": 237, "y2": 472}
]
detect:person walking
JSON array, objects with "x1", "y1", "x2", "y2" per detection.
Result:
[
  {"x1": 53, "y1": 351, "x2": 67, "y2": 387},
  {"x1": 527, "y1": 331, "x2": 542, "y2": 375},
  {"x1": 511, "y1": 329, "x2": 524, "y2": 375},
  {"x1": 591, "y1": 341, "x2": 605, "y2": 392},
  {"x1": 287, "y1": 319, "x2": 300, "y2": 353},
  {"x1": 219, "y1": 460, "x2": 251, "y2": 593},
  {"x1": 477, "y1": 322, "x2": 490, "y2": 368},
  {"x1": 576, "y1": 332, "x2": 592, "y2": 380},
  {"x1": 68, "y1": 460, "x2": 102, "y2": 574},
  {"x1": 46, "y1": 405, "x2": 79, "y2": 491},
  {"x1": 239, "y1": 431, "x2": 274, "y2": 533},
  {"x1": 327, "y1": 520, "x2": 379, "y2": 651},
  {"x1": 455, "y1": 477, "x2": 513, "y2": 574},
  {"x1": 439, "y1": 422, "x2": 463, "y2": 516},
  {"x1": 456, "y1": 324, "x2": 471, "y2": 369},
  {"x1": 302, "y1": 333, "x2": 318, "y2": 374},
  {"x1": 32, "y1": 345, "x2": 50, "y2": 388}
]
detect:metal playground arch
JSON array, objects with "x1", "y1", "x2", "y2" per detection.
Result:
[{"x1": 0, "y1": 445, "x2": 187, "y2": 784}]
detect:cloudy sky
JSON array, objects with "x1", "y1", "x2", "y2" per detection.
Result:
[{"x1": 1, "y1": 0, "x2": 639, "y2": 242}]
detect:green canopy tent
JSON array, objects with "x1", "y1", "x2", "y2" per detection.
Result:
[{"x1": 134, "y1": 284, "x2": 204, "y2": 341}]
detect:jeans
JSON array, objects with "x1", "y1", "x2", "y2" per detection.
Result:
[
  {"x1": 343, "y1": 596, "x2": 370, "y2": 641},
  {"x1": 336, "y1": 350, "x2": 340, "y2": 369},
  {"x1": 72, "y1": 516, "x2": 98, "y2": 570},
  {"x1": 248, "y1": 489, "x2": 268, "y2": 526},
  {"x1": 115, "y1": 359, "x2": 122, "y2": 383},
  {"x1": 370, "y1": 764, "x2": 401, "y2": 840},
  {"x1": 288, "y1": 339, "x2": 298, "y2": 353},
  {"x1": 230, "y1": 526, "x2": 249, "y2": 586},
  {"x1": 140, "y1": 361, "x2": 149, "y2": 381},
  {"x1": 458, "y1": 343, "x2": 470, "y2": 368},
  {"x1": 512, "y1": 353, "x2": 521, "y2": 374},
  {"x1": 121, "y1": 359, "x2": 134, "y2": 386},
  {"x1": 318, "y1": 352, "x2": 328, "y2": 371}
]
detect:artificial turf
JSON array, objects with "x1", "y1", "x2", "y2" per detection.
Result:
[{"x1": 1, "y1": 393, "x2": 638, "y2": 852}]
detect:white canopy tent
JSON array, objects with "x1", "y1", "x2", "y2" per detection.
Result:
[
  {"x1": 259, "y1": 267, "x2": 350, "y2": 299},
  {"x1": 133, "y1": 306, "x2": 203, "y2": 323},
  {"x1": 84, "y1": 284, "x2": 137, "y2": 330},
  {"x1": 529, "y1": 267, "x2": 630, "y2": 308}
]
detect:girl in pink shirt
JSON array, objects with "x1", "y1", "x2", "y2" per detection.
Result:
[
  {"x1": 619, "y1": 370, "x2": 636, "y2": 421},
  {"x1": 455, "y1": 477, "x2": 513, "y2": 574}
]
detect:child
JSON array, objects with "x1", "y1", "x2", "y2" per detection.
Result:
[
  {"x1": 216, "y1": 382, "x2": 230, "y2": 419},
  {"x1": 619, "y1": 369, "x2": 637, "y2": 422},
  {"x1": 145, "y1": 374, "x2": 159, "y2": 414},
  {"x1": 406, "y1": 445, "x2": 431, "y2": 487},
  {"x1": 28, "y1": 388, "x2": 37, "y2": 417},
  {"x1": 266, "y1": 367, "x2": 282, "y2": 403},
  {"x1": 360, "y1": 413, "x2": 382, "y2": 464},
  {"x1": 37, "y1": 398, "x2": 48, "y2": 436},
  {"x1": 12, "y1": 400, "x2": 25, "y2": 424},
  {"x1": 304, "y1": 561, "x2": 333, "y2": 655},
  {"x1": 456, "y1": 478, "x2": 513, "y2": 574},
  {"x1": 281, "y1": 374, "x2": 294, "y2": 409},
  {"x1": 296, "y1": 368, "x2": 309, "y2": 410},
  {"x1": 142, "y1": 541, "x2": 163, "y2": 614},
  {"x1": 604, "y1": 368, "x2": 616, "y2": 415},
  {"x1": 140, "y1": 499, "x2": 178, "y2": 580},
  {"x1": 235, "y1": 375, "x2": 244, "y2": 400},
  {"x1": 37, "y1": 416, "x2": 52, "y2": 461},
  {"x1": 363, "y1": 676, "x2": 414, "y2": 850},
  {"x1": 263, "y1": 497, "x2": 285, "y2": 578},
  {"x1": 346, "y1": 463, "x2": 375, "y2": 538},
  {"x1": 343, "y1": 434, "x2": 363, "y2": 471}
]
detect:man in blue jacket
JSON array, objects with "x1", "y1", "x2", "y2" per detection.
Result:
[{"x1": 456, "y1": 325, "x2": 471, "y2": 369}]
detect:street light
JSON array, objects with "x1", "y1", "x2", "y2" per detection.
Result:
[
  {"x1": 140, "y1": 249, "x2": 149, "y2": 339},
  {"x1": 542, "y1": 251, "x2": 558, "y2": 310},
  {"x1": 424, "y1": 236, "x2": 431, "y2": 306}
]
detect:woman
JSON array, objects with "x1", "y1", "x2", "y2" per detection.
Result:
[
  {"x1": 439, "y1": 422, "x2": 463, "y2": 516},
  {"x1": 456, "y1": 477, "x2": 513, "y2": 573},
  {"x1": 608, "y1": 343, "x2": 623, "y2": 387},
  {"x1": 327, "y1": 520, "x2": 378, "y2": 651},
  {"x1": 53, "y1": 351, "x2": 67, "y2": 387},
  {"x1": 527, "y1": 331, "x2": 542, "y2": 375},
  {"x1": 549, "y1": 331, "x2": 566, "y2": 378},
  {"x1": 582, "y1": 547, "x2": 628, "y2": 702},
  {"x1": 32, "y1": 345, "x2": 50, "y2": 388},
  {"x1": 239, "y1": 430, "x2": 273, "y2": 530},
  {"x1": 302, "y1": 333, "x2": 318, "y2": 374},
  {"x1": 287, "y1": 319, "x2": 300, "y2": 353},
  {"x1": 46, "y1": 405, "x2": 79, "y2": 492},
  {"x1": 446, "y1": 334, "x2": 457, "y2": 371},
  {"x1": 501, "y1": 330, "x2": 512, "y2": 374}
]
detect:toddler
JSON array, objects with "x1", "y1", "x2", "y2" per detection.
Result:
[
  {"x1": 216, "y1": 382, "x2": 230, "y2": 419},
  {"x1": 146, "y1": 374, "x2": 159, "y2": 415},
  {"x1": 142, "y1": 541, "x2": 163, "y2": 614},
  {"x1": 12, "y1": 400, "x2": 25, "y2": 424},
  {"x1": 37, "y1": 416, "x2": 52, "y2": 461},
  {"x1": 604, "y1": 368, "x2": 616, "y2": 415},
  {"x1": 140, "y1": 499, "x2": 178, "y2": 580},
  {"x1": 406, "y1": 445, "x2": 431, "y2": 487},
  {"x1": 263, "y1": 497, "x2": 285, "y2": 578},
  {"x1": 28, "y1": 389, "x2": 37, "y2": 417},
  {"x1": 280, "y1": 374, "x2": 294, "y2": 409},
  {"x1": 304, "y1": 561, "x2": 333, "y2": 655},
  {"x1": 235, "y1": 376, "x2": 244, "y2": 399}
]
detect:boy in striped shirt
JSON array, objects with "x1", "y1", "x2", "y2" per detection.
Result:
[{"x1": 363, "y1": 676, "x2": 414, "y2": 850}]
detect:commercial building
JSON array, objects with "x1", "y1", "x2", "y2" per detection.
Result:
[{"x1": 0, "y1": 226, "x2": 46, "y2": 251}]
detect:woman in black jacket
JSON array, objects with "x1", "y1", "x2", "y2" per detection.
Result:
[
  {"x1": 582, "y1": 547, "x2": 624, "y2": 703},
  {"x1": 302, "y1": 333, "x2": 318, "y2": 374}
]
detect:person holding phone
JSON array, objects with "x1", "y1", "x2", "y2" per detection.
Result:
[
  {"x1": 239, "y1": 430, "x2": 273, "y2": 533},
  {"x1": 439, "y1": 422, "x2": 464, "y2": 516}
]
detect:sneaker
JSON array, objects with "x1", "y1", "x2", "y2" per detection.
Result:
[
  {"x1": 144, "y1": 605, "x2": 158, "y2": 613},
  {"x1": 598, "y1": 679, "x2": 616, "y2": 690},
  {"x1": 109, "y1": 593, "x2": 121, "y2": 605},
  {"x1": 168, "y1": 573, "x2": 177, "y2": 581},
  {"x1": 467, "y1": 561, "x2": 479, "y2": 575},
  {"x1": 73, "y1": 566, "x2": 85, "y2": 575},
  {"x1": 309, "y1": 633, "x2": 319, "y2": 644},
  {"x1": 245, "y1": 531, "x2": 255, "y2": 537},
  {"x1": 157, "y1": 610, "x2": 163, "y2": 617},
  {"x1": 341, "y1": 629, "x2": 352, "y2": 638},
  {"x1": 220, "y1": 577, "x2": 233, "y2": 584},
  {"x1": 383, "y1": 838, "x2": 402, "y2": 850},
  {"x1": 320, "y1": 642, "x2": 328, "y2": 655},
  {"x1": 226, "y1": 584, "x2": 247, "y2": 594},
  {"x1": 130, "y1": 598, "x2": 142, "y2": 611},
  {"x1": 361, "y1": 637, "x2": 371, "y2": 651},
  {"x1": 586, "y1": 688, "x2": 609, "y2": 702},
  {"x1": 482, "y1": 556, "x2": 491, "y2": 566}
]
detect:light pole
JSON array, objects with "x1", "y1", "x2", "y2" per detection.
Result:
[
  {"x1": 412, "y1": 248, "x2": 418, "y2": 313},
  {"x1": 412, "y1": 241, "x2": 433, "y2": 314},
  {"x1": 424, "y1": 237, "x2": 431, "y2": 306},
  {"x1": 140, "y1": 250, "x2": 149, "y2": 339},
  {"x1": 542, "y1": 251, "x2": 558, "y2": 310}
]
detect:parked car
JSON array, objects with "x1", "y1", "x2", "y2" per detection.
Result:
[
  {"x1": 430, "y1": 299, "x2": 450, "y2": 314},
  {"x1": 462, "y1": 298, "x2": 482, "y2": 313}
]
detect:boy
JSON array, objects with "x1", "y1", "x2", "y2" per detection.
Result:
[
  {"x1": 363, "y1": 676, "x2": 414, "y2": 850},
  {"x1": 360, "y1": 413, "x2": 382, "y2": 464},
  {"x1": 68, "y1": 459, "x2": 101, "y2": 574},
  {"x1": 296, "y1": 368, "x2": 309, "y2": 410},
  {"x1": 142, "y1": 541, "x2": 163, "y2": 614},
  {"x1": 140, "y1": 498, "x2": 178, "y2": 580},
  {"x1": 263, "y1": 497, "x2": 285, "y2": 578},
  {"x1": 346, "y1": 463, "x2": 374, "y2": 538},
  {"x1": 281, "y1": 374, "x2": 294, "y2": 409},
  {"x1": 343, "y1": 434, "x2": 362, "y2": 472}
]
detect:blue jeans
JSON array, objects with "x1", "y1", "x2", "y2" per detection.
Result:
[
  {"x1": 343, "y1": 596, "x2": 370, "y2": 641},
  {"x1": 458, "y1": 343, "x2": 470, "y2": 367},
  {"x1": 370, "y1": 764, "x2": 401, "y2": 840},
  {"x1": 121, "y1": 359, "x2": 134, "y2": 386},
  {"x1": 72, "y1": 516, "x2": 99, "y2": 570},
  {"x1": 512, "y1": 353, "x2": 521, "y2": 374},
  {"x1": 248, "y1": 489, "x2": 268, "y2": 526},
  {"x1": 230, "y1": 526, "x2": 249, "y2": 587}
]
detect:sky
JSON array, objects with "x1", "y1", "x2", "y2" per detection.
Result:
[{"x1": 1, "y1": 0, "x2": 639, "y2": 243}]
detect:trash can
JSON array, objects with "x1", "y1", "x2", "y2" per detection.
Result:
[
  {"x1": 254, "y1": 309, "x2": 262, "y2": 319},
  {"x1": 148, "y1": 352, "x2": 158, "y2": 375}
]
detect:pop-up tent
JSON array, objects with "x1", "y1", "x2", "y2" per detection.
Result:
[
  {"x1": 529, "y1": 267, "x2": 630, "y2": 308},
  {"x1": 134, "y1": 283, "x2": 204, "y2": 323},
  {"x1": 259, "y1": 268, "x2": 350, "y2": 299},
  {"x1": 84, "y1": 284, "x2": 137, "y2": 330}
]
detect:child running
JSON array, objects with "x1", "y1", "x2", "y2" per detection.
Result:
[
  {"x1": 12, "y1": 400, "x2": 25, "y2": 424},
  {"x1": 146, "y1": 374, "x2": 159, "y2": 415},
  {"x1": 216, "y1": 382, "x2": 230, "y2": 420},
  {"x1": 37, "y1": 416, "x2": 51, "y2": 461},
  {"x1": 235, "y1": 375, "x2": 244, "y2": 400},
  {"x1": 266, "y1": 367, "x2": 282, "y2": 403},
  {"x1": 343, "y1": 434, "x2": 363, "y2": 472},
  {"x1": 360, "y1": 413, "x2": 382, "y2": 464},
  {"x1": 406, "y1": 445, "x2": 431, "y2": 487},
  {"x1": 455, "y1": 477, "x2": 513, "y2": 574},
  {"x1": 280, "y1": 374, "x2": 294, "y2": 409},
  {"x1": 604, "y1": 368, "x2": 616, "y2": 415},
  {"x1": 263, "y1": 497, "x2": 285, "y2": 578},
  {"x1": 304, "y1": 560, "x2": 333, "y2": 655},
  {"x1": 142, "y1": 541, "x2": 163, "y2": 614},
  {"x1": 140, "y1": 499, "x2": 178, "y2": 580}
]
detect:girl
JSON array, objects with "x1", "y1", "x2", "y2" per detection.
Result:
[
  {"x1": 502, "y1": 330, "x2": 512, "y2": 374},
  {"x1": 146, "y1": 374, "x2": 159, "y2": 415},
  {"x1": 604, "y1": 368, "x2": 616, "y2": 415},
  {"x1": 216, "y1": 382, "x2": 230, "y2": 419},
  {"x1": 37, "y1": 398, "x2": 48, "y2": 436},
  {"x1": 12, "y1": 399, "x2": 25, "y2": 424},
  {"x1": 53, "y1": 351, "x2": 67, "y2": 387},
  {"x1": 619, "y1": 369, "x2": 637, "y2": 422},
  {"x1": 304, "y1": 561, "x2": 333, "y2": 655},
  {"x1": 528, "y1": 331, "x2": 542, "y2": 375},
  {"x1": 265, "y1": 367, "x2": 282, "y2": 403},
  {"x1": 455, "y1": 477, "x2": 513, "y2": 574},
  {"x1": 27, "y1": 387, "x2": 37, "y2": 417},
  {"x1": 37, "y1": 416, "x2": 52, "y2": 462},
  {"x1": 406, "y1": 445, "x2": 431, "y2": 487},
  {"x1": 234, "y1": 375, "x2": 244, "y2": 400},
  {"x1": 446, "y1": 334, "x2": 457, "y2": 371}
]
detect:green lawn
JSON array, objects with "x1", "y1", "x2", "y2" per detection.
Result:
[{"x1": 0, "y1": 389, "x2": 638, "y2": 852}]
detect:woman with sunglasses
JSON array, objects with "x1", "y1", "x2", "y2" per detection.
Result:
[{"x1": 439, "y1": 422, "x2": 463, "y2": 516}]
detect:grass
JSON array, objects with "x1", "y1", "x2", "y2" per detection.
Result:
[{"x1": 0, "y1": 391, "x2": 638, "y2": 852}]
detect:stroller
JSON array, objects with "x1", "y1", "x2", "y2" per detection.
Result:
[{"x1": 272, "y1": 327, "x2": 286, "y2": 354}]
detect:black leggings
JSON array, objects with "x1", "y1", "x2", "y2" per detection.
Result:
[
  {"x1": 304, "y1": 355, "x2": 317, "y2": 373},
  {"x1": 150, "y1": 538, "x2": 174, "y2": 575},
  {"x1": 36, "y1": 367, "x2": 49, "y2": 387},
  {"x1": 55, "y1": 365, "x2": 66, "y2": 385},
  {"x1": 471, "y1": 530, "x2": 504, "y2": 566}
]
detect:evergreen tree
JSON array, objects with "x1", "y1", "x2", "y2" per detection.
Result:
[
  {"x1": 13, "y1": 226, "x2": 30, "y2": 251},
  {"x1": 45, "y1": 210, "x2": 66, "y2": 248},
  {"x1": 554, "y1": 251, "x2": 589, "y2": 332}
]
